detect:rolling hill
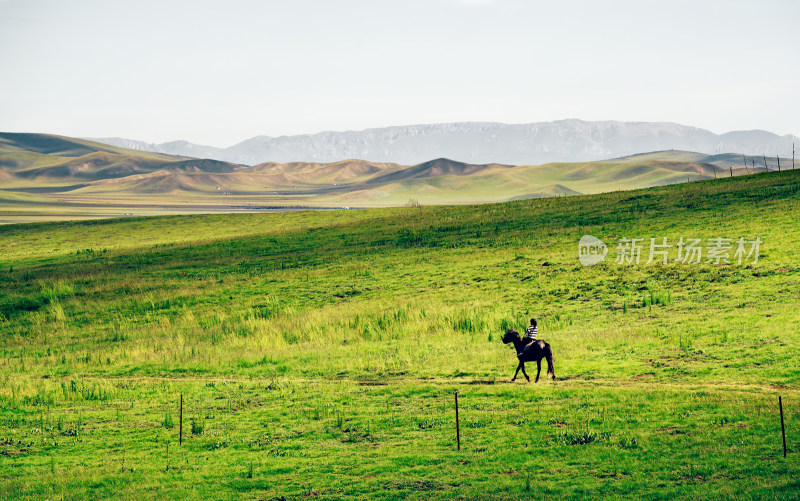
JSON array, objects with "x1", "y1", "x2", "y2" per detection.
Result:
[
  {"x1": 1, "y1": 132, "x2": 797, "y2": 222},
  {"x1": 0, "y1": 132, "x2": 243, "y2": 187}
]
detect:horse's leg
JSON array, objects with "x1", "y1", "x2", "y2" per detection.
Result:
[
  {"x1": 535, "y1": 359, "x2": 542, "y2": 383},
  {"x1": 520, "y1": 362, "x2": 530, "y2": 382},
  {"x1": 512, "y1": 362, "x2": 522, "y2": 381}
]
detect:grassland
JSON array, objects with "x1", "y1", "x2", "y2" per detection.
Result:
[{"x1": 1, "y1": 168, "x2": 800, "y2": 499}]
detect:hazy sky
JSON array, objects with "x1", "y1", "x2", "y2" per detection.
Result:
[{"x1": 1, "y1": 0, "x2": 798, "y2": 146}]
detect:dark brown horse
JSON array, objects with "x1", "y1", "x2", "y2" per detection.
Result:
[{"x1": 501, "y1": 329, "x2": 556, "y2": 382}]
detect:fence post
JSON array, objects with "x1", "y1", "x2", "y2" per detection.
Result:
[
  {"x1": 779, "y1": 396, "x2": 787, "y2": 458},
  {"x1": 455, "y1": 391, "x2": 460, "y2": 451},
  {"x1": 179, "y1": 394, "x2": 183, "y2": 446}
]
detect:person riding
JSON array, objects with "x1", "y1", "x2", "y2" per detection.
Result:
[{"x1": 518, "y1": 318, "x2": 538, "y2": 357}]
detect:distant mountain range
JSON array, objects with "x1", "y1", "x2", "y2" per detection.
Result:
[{"x1": 89, "y1": 120, "x2": 799, "y2": 166}]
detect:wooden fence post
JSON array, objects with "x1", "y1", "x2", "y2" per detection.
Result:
[
  {"x1": 779, "y1": 396, "x2": 787, "y2": 458},
  {"x1": 455, "y1": 391, "x2": 461, "y2": 451},
  {"x1": 179, "y1": 394, "x2": 183, "y2": 446}
]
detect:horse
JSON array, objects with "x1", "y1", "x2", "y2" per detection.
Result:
[{"x1": 501, "y1": 329, "x2": 556, "y2": 383}]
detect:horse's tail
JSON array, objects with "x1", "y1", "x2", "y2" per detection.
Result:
[{"x1": 545, "y1": 344, "x2": 556, "y2": 381}]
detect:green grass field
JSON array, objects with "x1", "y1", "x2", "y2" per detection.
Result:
[{"x1": 1, "y1": 169, "x2": 799, "y2": 499}]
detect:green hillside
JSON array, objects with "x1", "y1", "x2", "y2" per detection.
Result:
[
  {"x1": 0, "y1": 133, "x2": 240, "y2": 186},
  {"x1": 251, "y1": 159, "x2": 403, "y2": 184},
  {"x1": 327, "y1": 158, "x2": 721, "y2": 206},
  {"x1": 1, "y1": 169, "x2": 799, "y2": 499},
  {"x1": 0, "y1": 133, "x2": 185, "y2": 163}
]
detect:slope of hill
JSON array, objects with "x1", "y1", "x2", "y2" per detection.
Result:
[
  {"x1": 90, "y1": 120, "x2": 800, "y2": 165},
  {"x1": 3, "y1": 132, "x2": 798, "y2": 221},
  {"x1": 618, "y1": 150, "x2": 793, "y2": 173},
  {"x1": 0, "y1": 132, "x2": 184, "y2": 163},
  {"x1": 12, "y1": 152, "x2": 168, "y2": 180},
  {"x1": 364, "y1": 158, "x2": 510, "y2": 185},
  {"x1": 0, "y1": 133, "x2": 243, "y2": 187},
  {"x1": 250, "y1": 159, "x2": 402, "y2": 185},
  {"x1": 313, "y1": 157, "x2": 723, "y2": 206},
  {"x1": 2, "y1": 168, "x2": 799, "y2": 498}
]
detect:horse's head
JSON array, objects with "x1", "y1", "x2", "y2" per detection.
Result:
[{"x1": 502, "y1": 329, "x2": 520, "y2": 344}]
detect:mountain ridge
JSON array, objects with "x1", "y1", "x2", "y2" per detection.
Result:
[{"x1": 87, "y1": 120, "x2": 800, "y2": 166}]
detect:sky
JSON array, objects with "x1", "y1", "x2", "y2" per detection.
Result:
[{"x1": 1, "y1": 0, "x2": 798, "y2": 146}]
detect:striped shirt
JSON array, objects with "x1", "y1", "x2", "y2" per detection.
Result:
[{"x1": 525, "y1": 325, "x2": 538, "y2": 340}]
